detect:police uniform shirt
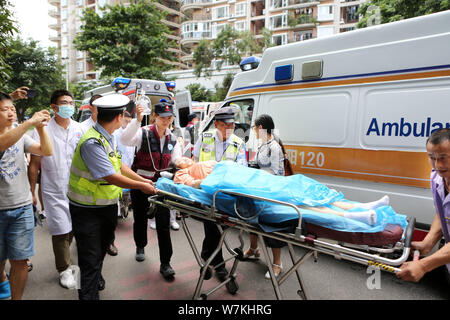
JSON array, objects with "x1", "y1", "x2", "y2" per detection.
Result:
[
  {"x1": 80, "y1": 122, "x2": 118, "y2": 180},
  {"x1": 193, "y1": 130, "x2": 248, "y2": 166}
]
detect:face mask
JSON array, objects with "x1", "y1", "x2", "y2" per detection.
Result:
[{"x1": 57, "y1": 105, "x2": 75, "y2": 119}]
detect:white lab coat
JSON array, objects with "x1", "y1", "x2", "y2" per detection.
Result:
[{"x1": 33, "y1": 117, "x2": 84, "y2": 235}]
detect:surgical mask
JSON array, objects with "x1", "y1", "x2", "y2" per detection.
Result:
[{"x1": 57, "y1": 105, "x2": 75, "y2": 119}]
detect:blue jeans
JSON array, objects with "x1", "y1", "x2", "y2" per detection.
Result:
[{"x1": 0, "y1": 204, "x2": 34, "y2": 262}]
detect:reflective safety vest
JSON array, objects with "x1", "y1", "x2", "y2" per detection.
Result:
[
  {"x1": 199, "y1": 130, "x2": 244, "y2": 162},
  {"x1": 67, "y1": 127, "x2": 122, "y2": 206}
]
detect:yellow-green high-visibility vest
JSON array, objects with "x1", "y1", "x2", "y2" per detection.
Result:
[
  {"x1": 67, "y1": 127, "x2": 122, "y2": 206},
  {"x1": 199, "y1": 129, "x2": 244, "y2": 162}
]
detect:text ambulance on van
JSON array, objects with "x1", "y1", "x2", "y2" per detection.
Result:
[{"x1": 201, "y1": 10, "x2": 450, "y2": 234}]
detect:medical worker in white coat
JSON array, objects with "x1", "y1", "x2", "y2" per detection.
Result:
[{"x1": 28, "y1": 90, "x2": 83, "y2": 289}]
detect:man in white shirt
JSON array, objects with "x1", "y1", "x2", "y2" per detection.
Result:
[{"x1": 28, "y1": 90, "x2": 84, "y2": 289}]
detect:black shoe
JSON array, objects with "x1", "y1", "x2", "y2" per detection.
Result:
[
  {"x1": 98, "y1": 275, "x2": 105, "y2": 291},
  {"x1": 107, "y1": 243, "x2": 118, "y2": 256},
  {"x1": 215, "y1": 266, "x2": 228, "y2": 282},
  {"x1": 135, "y1": 247, "x2": 145, "y2": 262},
  {"x1": 160, "y1": 263, "x2": 175, "y2": 280}
]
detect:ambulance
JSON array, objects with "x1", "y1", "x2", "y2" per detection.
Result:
[
  {"x1": 77, "y1": 77, "x2": 190, "y2": 127},
  {"x1": 200, "y1": 10, "x2": 450, "y2": 235}
]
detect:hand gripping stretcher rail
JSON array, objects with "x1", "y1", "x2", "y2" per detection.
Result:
[{"x1": 148, "y1": 186, "x2": 415, "y2": 300}]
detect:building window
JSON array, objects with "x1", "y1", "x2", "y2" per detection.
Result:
[
  {"x1": 77, "y1": 61, "x2": 84, "y2": 72},
  {"x1": 77, "y1": 51, "x2": 84, "y2": 59},
  {"x1": 317, "y1": 5, "x2": 334, "y2": 21},
  {"x1": 294, "y1": 30, "x2": 313, "y2": 42},
  {"x1": 270, "y1": 14, "x2": 287, "y2": 29},
  {"x1": 212, "y1": 23, "x2": 226, "y2": 38},
  {"x1": 212, "y1": 6, "x2": 229, "y2": 20},
  {"x1": 235, "y1": 3, "x2": 247, "y2": 17},
  {"x1": 317, "y1": 26, "x2": 334, "y2": 38},
  {"x1": 272, "y1": 33, "x2": 287, "y2": 46},
  {"x1": 61, "y1": 9, "x2": 68, "y2": 20},
  {"x1": 61, "y1": 49, "x2": 68, "y2": 59},
  {"x1": 234, "y1": 21, "x2": 246, "y2": 32},
  {"x1": 62, "y1": 36, "x2": 68, "y2": 46},
  {"x1": 61, "y1": 0, "x2": 68, "y2": 7},
  {"x1": 77, "y1": 0, "x2": 84, "y2": 6},
  {"x1": 62, "y1": 23, "x2": 68, "y2": 33},
  {"x1": 270, "y1": 0, "x2": 287, "y2": 9}
]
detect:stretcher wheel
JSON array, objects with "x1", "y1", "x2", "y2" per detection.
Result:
[
  {"x1": 226, "y1": 278, "x2": 239, "y2": 295},
  {"x1": 200, "y1": 294, "x2": 208, "y2": 300},
  {"x1": 233, "y1": 247, "x2": 244, "y2": 261},
  {"x1": 201, "y1": 266, "x2": 213, "y2": 280}
]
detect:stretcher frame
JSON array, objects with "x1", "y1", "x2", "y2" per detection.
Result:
[{"x1": 149, "y1": 188, "x2": 415, "y2": 300}]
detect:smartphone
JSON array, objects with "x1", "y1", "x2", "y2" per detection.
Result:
[{"x1": 26, "y1": 89, "x2": 36, "y2": 98}]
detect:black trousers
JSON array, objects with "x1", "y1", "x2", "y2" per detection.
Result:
[
  {"x1": 130, "y1": 189, "x2": 172, "y2": 264},
  {"x1": 70, "y1": 203, "x2": 117, "y2": 300},
  {"x1": 201, "y1": 220, "x2": 225, "y2": 267}
]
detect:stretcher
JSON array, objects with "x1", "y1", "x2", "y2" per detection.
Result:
[{"x1": 150, "y1": 174, "x2": 415, "y2": 300}]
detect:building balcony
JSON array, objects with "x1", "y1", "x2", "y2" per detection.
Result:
[
  {"x1": 48, "y1": 0, "x2": 59, "y2": 6},
  {"x1": 49, "y1": 22, "x2": 59, "y2": 30},
  {"x1": 182, "y1": 13, "x2": 212, "y2": 22},
  {"x1": 166, "y1": 33, "x2": 182, "y2": 41},
  {"x1": 162, "y1": 19, "x2": 181, "y2": 29},
  {"x1": 180, "y1": 31, "x2": 212, "y2": 46},
  {"x1": 340, "y1": 0, "x2": 363, "y2": 7},
  {"x1": 48, "y1": 9, "x2": 60, "y2": 18},
  {"x1": 49, "y1": 34, "x2": 61, "y2": 42},
  {"x1": 180, "y1": 53, "x2": 194, "y2": 62},
  {"x1": 154, "y1": 2, "x2": 182, "y2": 16},
  {"x1": 181, "y1": 0, "x2": 213, "y2": 13}
]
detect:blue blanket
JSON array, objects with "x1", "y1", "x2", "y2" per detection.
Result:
[{"x1": 156, "y1": 162, "x2": 408, "y2": 233}]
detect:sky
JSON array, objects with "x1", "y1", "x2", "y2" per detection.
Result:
[{"x1": 9, "y1": 0, "x2": 55, "y2": 48}]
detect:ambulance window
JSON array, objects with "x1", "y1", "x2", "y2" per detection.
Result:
[{"x1": 224, "y1": 99, "x2": 254, "y2": 142}]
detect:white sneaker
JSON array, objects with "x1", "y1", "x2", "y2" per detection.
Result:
[
  {"x1": 149, "y1": 220, "x2": 156, "y2": 230},
  {"x1": 170, "y1": 221, "x2": 180, "y2": 230},
  {"x1": 59, "y1": 268, "x2": 77, "y2": 289}
]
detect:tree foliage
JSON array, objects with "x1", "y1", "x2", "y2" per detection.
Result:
[
  {"x1": 357, "y1": 0, "x2": 450, "y2": 28},
  {"x1": 4, "y1": 38, "x2": 65, "y2": 121},
  {"x1": 75, "y1": 0, "x2": 174, "y2": 80},
  {"x1": 0, "y1": 0, "x2": 18, "y2": 85},
  {"x1": 186, "y1": 83, "x2": 213, "y2": 102},
  {"x1": 193, "y1": 26, "x2": 273, "y2": 78},
  {"x1": 211, "y1": 73, "x2": 234, "y2": 102}
]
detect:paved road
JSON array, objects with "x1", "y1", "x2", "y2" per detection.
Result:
[{"x1": 7, "y1": 211, "x2": 448, "y2": 301}]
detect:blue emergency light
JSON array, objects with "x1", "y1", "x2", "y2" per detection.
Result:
[
  {"x1": 165, "y1": 81, "x2": 176, "y2": 92},
  {"x1": 111, "y1": 77, "x2": 131, "y2": 91},
  {"x1": 275, "y1": 64, "x2": 293, "y2": 82},
  {"x1": 240, "y1": 56, "x2": 261, "y2": 71}
]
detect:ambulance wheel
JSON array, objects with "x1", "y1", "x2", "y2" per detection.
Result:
[
  {"x1": 234, "y1": 247, "x2": 244, "y2": 261},
  {"x1": 226, "y1": 278, "x2": 239, "y2": 295}
]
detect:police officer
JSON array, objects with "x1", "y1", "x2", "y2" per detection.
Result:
[
  {"x1": 120, "y1": 99, "x2": 182, "y2": 280},
  {"x1": 68, "y1": 94, "x2": 157, "y2": 300},
  {"x1": 193, "y1": 106, "x2": 247, "y2": 281}
]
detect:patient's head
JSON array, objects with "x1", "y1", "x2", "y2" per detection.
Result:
[{"x1": 175, "y1": 157, "x2": 194, "y2": 169}]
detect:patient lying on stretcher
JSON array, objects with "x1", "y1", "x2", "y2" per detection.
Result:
[{"x1": 173, "y1": 157, "x2": 388, "y2": 226}]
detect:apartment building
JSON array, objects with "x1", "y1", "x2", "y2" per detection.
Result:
[
  {"x1": 48, "y1": 0, "x2": 185, "y2": 83},
  {"x1": 180, "y1": 0, "x2": 367, "y2": 68}
]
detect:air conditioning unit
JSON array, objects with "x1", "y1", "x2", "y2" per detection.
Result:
[
  {"x1": 262, "y1": 9, "x2": 266, "y2": 14},
  {"x1": 206, "y1": 8, "x2": 210, "y2": 12}
]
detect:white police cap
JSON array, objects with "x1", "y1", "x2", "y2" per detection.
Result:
[
  {"x1": 92, "y1": 93, "x2": 130, "y2": 112},
  {"x1": 214, "y1": 106, "x2": 237, "y2": 123}
]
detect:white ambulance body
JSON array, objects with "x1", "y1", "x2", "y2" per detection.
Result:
[{"x1": 210, "y1": 11, "x2": 450, "y2": 231}]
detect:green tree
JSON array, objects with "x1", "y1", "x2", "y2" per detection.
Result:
[
  {"x1": 75, "y1": 0, "x2": 174, "y2": 80},
  {"x1": 0, "y1": 0, "x2": 17, "y2": 85},
  {"x1": 193, "y1": 27, "x2": 272, "y2": 78},
  {"x1": 4, "y1": 38, "x2": 65, "y2": 121},
  {"x1": 186, "y1": 83, "x2": 212, "y2": 102},
  {"x1": 211, "y1": 73, "x2": 234, "y2": 102},
  {"x1": 69, "y1": 79, "x2": 106, "y2": 110},
  {"x1": 357, "y1": 0, "x2": 450, "y2": 28}
]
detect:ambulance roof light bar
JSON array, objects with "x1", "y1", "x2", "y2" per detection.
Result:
[
  {"x1": 240, "y1": 56, "x2": 261, "y2": 72},
  {"x1": 111, "y1": 77, "x2": 131, "y2": 91}
]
